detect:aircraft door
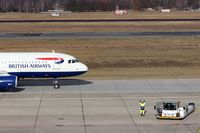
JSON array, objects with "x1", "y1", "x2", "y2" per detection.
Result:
[
  {"x1": 53, "y1": 59, "x2": 61, "y2": 70},
  {"x1": 52, "y1": 52, "x2": 62, "y2": 70}
]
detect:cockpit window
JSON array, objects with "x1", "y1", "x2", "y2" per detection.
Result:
[{"x1": 68, "y1": 59, "x2": 79, "y2": 64}]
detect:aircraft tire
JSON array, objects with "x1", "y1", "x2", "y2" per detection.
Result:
[{"x1": 54, "y1": 84, "x2": 60, "y2": 89}]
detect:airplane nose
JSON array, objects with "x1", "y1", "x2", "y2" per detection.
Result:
[{"x1": 82, "y1": 63, "x2": 88, "y2": 72}]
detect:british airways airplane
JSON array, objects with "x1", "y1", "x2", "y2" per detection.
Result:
[{"x1": 0, "y1": 51, "x2": 88, "y2": 89}]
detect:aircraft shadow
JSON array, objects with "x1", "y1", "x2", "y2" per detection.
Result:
[
  {"x1": 18, "y1": 78, "x2": 93, "y2": 87},
  {"x1": 0, "y1": 87, "x2": 25, "y2": 92}
]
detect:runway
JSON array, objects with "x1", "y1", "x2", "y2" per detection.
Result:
[
  {"x1": 1, "y1": 18, "x2": 200, "y2": 23},
  {"x1": 1, "y1": 31, "x2": 200, "y2": 39},
  {"x1": 0, "y1": 79, "x2": 199, "y2": 133}
]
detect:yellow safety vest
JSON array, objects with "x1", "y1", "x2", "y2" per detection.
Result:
[
  {"x1": 140, "y1": 102, "x2": 145, "y2": 110},
  {"x1": 140, "y1": 102, "x2": 145, "y2": 107}
]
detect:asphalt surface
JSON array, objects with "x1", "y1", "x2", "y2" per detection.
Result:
[
  {"x1": 0, "y1": 79, "x2": 199, "y2": 133},
  {"x1": 1, "y1": 31, "x2": 200, "y2": 39}
]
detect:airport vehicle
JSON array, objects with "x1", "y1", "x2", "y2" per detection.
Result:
[
  {"x1": 115, "y1": 9, "x2": 128, "y2": 15},
  {"x1": 154, "y1": 101, "x2": 195, "y2": 120},
  {"x1": 0, "y1": 51, "x2": 88, "y2": 89},
  {"x1": 115, "y1": 6, "x2": 128, "y2": 15}
]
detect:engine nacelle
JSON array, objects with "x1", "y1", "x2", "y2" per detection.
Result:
[{"x1": 0, "y1": 74, "x2": 17, "y2": 89}]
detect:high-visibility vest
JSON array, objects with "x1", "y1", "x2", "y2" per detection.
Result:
[{"x1": 140, "y1": 102, "x2": 145, "y2": 110}]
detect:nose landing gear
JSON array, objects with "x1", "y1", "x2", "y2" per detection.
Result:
[{"x1": 53, "y1": 78, "x2": 60, "y2": 89}]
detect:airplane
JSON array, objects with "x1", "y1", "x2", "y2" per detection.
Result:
[{"x1": 0, "y1": 51, "x2": 88, "y2": 89}]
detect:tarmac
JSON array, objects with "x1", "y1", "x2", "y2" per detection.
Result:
[
  {"x1": 0, "y1": 78, "x2": 200, "y2": 133},
  {"x1": 1, "y1": 18, "x2": 200, "y2": 23},
  {"x1": 1, "y1": 31, "x2": 200, "y2": 39}
]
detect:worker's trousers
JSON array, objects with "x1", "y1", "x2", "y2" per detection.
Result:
[{"x1": 140, "y1": 109, "x2": 145, "y2": 116}]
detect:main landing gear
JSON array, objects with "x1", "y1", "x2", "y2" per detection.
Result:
[{"x1": 53, "y1": 78, "x2": 60, "y2": 89}]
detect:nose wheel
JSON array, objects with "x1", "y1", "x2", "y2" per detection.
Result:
[{"x1": 53, "y1": 78, "x2": 60, "y2": 89}]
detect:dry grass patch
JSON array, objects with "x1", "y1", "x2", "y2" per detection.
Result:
[
  {"x1": 1, "y1": 22, "x2": 200, "y2": 33},
  {"x1": 85, "y1": 67, "x2": 200, "y2": 79},
  {"x1": 1, "y1": 11, "x2": 200, "y2": 33},
  {"x1": 1, "y1": 11, "x2": 200, "y2": 20},
  {"x1": 0, "y1": 37, "x2": 200, "y2": 78}
]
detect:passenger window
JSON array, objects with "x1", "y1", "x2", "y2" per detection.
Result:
[
  {"x1": 72, "y1": 60, "x2": 75, "y2": 63},
  {"x1": 68, "y1": 60, "x2": 71, "y2": 64}
]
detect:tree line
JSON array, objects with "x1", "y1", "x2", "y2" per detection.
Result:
[{"x1": 0, "y1": 0, "x2": 200, "y2": 12}]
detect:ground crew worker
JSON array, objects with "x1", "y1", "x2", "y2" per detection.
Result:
[{"x1": 139, "y1": 100, "x2": 146, "y2": 116}]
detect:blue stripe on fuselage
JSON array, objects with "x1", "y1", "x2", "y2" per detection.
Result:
[{"x1": 9, "y1": 71, "x2": 87, "y2": 78}]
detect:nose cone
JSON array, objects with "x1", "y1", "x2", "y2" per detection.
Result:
[
  {"x1": 81, "y1": 63, "x2": 88, "y2": 72},
  {"x1": 77, "y1": 63, "x2": 88, "y2": 74}
]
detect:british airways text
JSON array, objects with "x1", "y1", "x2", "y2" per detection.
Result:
[{"x1": 9, "y1": 64, "x2": 51, "y2": 69}]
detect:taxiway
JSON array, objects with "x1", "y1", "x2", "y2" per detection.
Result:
[
  {"x1": 0, "y1": 79, "x2": 199, "y2": 133},
  {"x1": 1, "y1": 31, "x2": 200, "y2": 39}
]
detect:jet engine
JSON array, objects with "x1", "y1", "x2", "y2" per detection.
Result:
[{"x1": 0, "y1": 74, "x2": 17, "y2": 89}]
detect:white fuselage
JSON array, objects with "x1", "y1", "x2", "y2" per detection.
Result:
[{"x1": 0, "y1": 52, "x2": 88, "y2": 78}]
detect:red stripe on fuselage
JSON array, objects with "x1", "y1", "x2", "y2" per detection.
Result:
[{"x1": 36, "y1": 57, "x2": 63, "y2": 60}]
